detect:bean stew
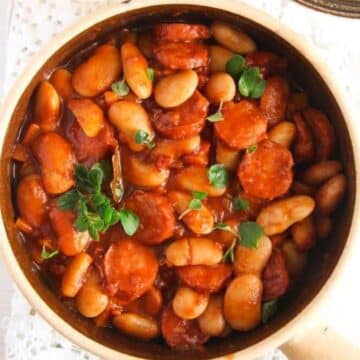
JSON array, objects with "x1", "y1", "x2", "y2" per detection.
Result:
[{"x1": 12, "y1": 21, "x2": 346, "y2": 350}]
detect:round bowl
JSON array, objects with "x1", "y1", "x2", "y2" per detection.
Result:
[{"x1": 0, "y1": 0, "x2": 359, "y2": 359}]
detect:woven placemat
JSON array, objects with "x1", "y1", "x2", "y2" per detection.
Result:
[{"x1": 295, "y1": 0, "x2": 360, "y2": 18}]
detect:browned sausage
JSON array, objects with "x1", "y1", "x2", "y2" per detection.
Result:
[
  {"x1": 245, "y1": 51, "x2": 288, "y2": 78},
  {"x1": 302, "y1": 108, "x2": 335, "y2": 161},
  {"x1": 292, "y1": 112, "x2": 315, "y2": 164},
  {"x1": 31, "y1": 132, "x2": 76, "y2": 194},
  {"x1": 153, "y1": 42, "x2": 208, "y2": 70},
  {"x1": 238, "y1": 139, "x2": 294, "y2": 200},
  {"x1": 176, "y1": 264, "x2": 232, "y2": 293},
  {"x1": 66, "y1": 120, "x2": 117, "y2": 166},
  {"x1": 154, "y1": 24, "x2": 211, "y2": 42},
  {"x1": 260, "y1": 76, "x2": 289, "y2": 127},
  {"x1": 125, "y1": 191, "x2": 175, "y2": 245},
  {"x1": 152, "y1": 91, "x2": 209, "y2": 139},
  {"x1": 262, "y1": 248, "x2": 290, "y2": 300},
  {"x1": 161, "y1": 303, "x2": 209, "y2": 350},
  {"x1": 215, "y1": 100, "x2": 267, "y2": 150},
  {"x1": 104, "y1": 240, "x2": 158, "y2": 302}
]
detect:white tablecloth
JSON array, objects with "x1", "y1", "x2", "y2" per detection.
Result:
[{"x1": 0, "y1": 0, "x2": 359, "y2": 359}]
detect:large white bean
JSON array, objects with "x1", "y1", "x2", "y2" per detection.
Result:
[
  {"x1": 204, "y1": 73, "x2": 236, "y2": 104},
  {"x1": 75, "y1": 269, "x2": 109, "y2": 318},
  {"x1": 315, "y1": 216, "x2": 332, "y2": 240},
  {"x1": 224, "y1": 274, "x2": 262, "y2": 331},
  {"x1": 109, "y1": 101, "x2": 154, "y2": 152},
  {"x1": 256, "y1": 195, "x2": 315, "y2": 235},
  {"x1": 165, "y1": 237, "x2": 223, "y2": 266},
  {"x1": 172, "y1": 287, "x2": 209, "y2": 320},
  {"x1": 174, "y1": 166, "x2": 227, "y2": 197},
  {"x1": 290, "y1": 216, "x2": 316, "y2": 251},
  {"x1": 168, "y1": 191, "x2": 214, "y2": 235},
  {"x1": 211, "y1": 21, "x2": 256, "y2": 54},
  {"x1": 154, "y1": 70, "x2": 198, "y2": 108},
  {"x1": 302, "y1": 161, "x2": 342, "y2": 186},
  {"x1": 61, "y1": 253, "x2": 92, "y2": 298},
  {"x1": 121, "y1": 42, "x2": 152, "y2": 99},
  {"x1": 209, "y1": 45, "x2": 234, "y2": 73},
  {"x1": 268, "y1": 121, "x2": 296, "y2": 148},
  {"x1": 113, "y1": 312, "x2": 159, "y2": 340},
  {"x1": 215, "y1": 140, "x2": 241, "y2": 171},
  {"x1": 122, "y1": 150, "x2": 169, "y2": 187},
  {"x1": 151, "y1": 136, "x2": 200, "y2": 163},
  {"x1": 282, "y1": 241, "x2": 307, "y2": 281},
  {"x1": 198, "y1": 294, "x2": 226, "y2": 336},
  {"x1": 234, "y1": 235, "x2": 272, "y2": 275},
  {"x1": 315, "y1": 174, "x2": 346, "y2": 215}
]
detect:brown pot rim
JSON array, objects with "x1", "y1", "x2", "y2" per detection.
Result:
[{"x1": 0, "y1": 1, "x2": 359, "y2": 359}]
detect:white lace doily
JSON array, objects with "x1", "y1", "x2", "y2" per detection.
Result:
[{"x1": 1, "y1": 0, "x2": 360, "y2": 359}]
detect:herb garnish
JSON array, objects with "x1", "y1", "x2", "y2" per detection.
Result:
[
  {"x1": 238, "y1": 67, "x2": 265, "y2": 99},
  {"x1": 179, "y1": 191, "x2": 207, "y2": 220},
  {"x1": 147, "y1": 67, "x2": 154, "y2": 81},
  {"x1": 41, "y1": 245, "x2": 59, "y2": 260},
  {"x1": 226, "y1": 54, "x2": 246, "y2": 79},
  {"x1": 111, "y1": 80, "x2": 130, "y2": 96},
  {"x1": 232, "y1": 196, "x2": 249, "y2": 211},
  {"x1": 135, "y1": 130, "x2": 156, "y2": 149},
  {"x1": 226, "y1": 55, "x2": 266, "y2": 98},
  {"x1": 206, "y1": 101, "x2": 224, "y2": 123},
  {"x1": 208, "y1": 164, "x2": 229, "y2": 189},
  {"x1": 57, "y1": 163, "x2": 139, "y2": 239},
  {"x1": 262, "y1": 299, "x2": 278, "y2": 324}
]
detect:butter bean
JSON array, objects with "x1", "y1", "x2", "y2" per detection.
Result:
[{"x1": 154, "y1": 70, "x2": 198, "y2": 108}]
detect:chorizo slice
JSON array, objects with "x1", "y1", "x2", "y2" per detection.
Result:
[
  {"x1": 260, "y1": 76, "x2": 289, "y2": 128},
  {"x1": 154, "y1": 24, "x2": 211, "y2": 42},
  {"x1": 104, "y1": 240, "x2": 158, "y2": 301},
  {"x1": 153, "y1": 42, "x2": 208, "y2": 70},
  {"x1": 238, "y1": 139, "x2": 294, "y2": 200},
  {"x1": 49, "y1": 206, "x2": 90, "y2": 256},
  {"x1": 66, "y1": 120, "x2": 117, "y2": 166},
  {"x1": 245, "y1": 51, "x2": 288, "y2": 78},
  {"x1": 161, "y1": 303, "x2": 209, "y2": 350},
  {"x1": 125, "y1": 191, "x2": 175, "y2": 245},
  {"x1": 16, "y1": 175, "x2": 48, "y2": 229},
  {"x1": 152, "y1": 91, "x2": 209, "y2": 140},
  {"x1": 262, "y1": 248, "x2": 290, "y2": 301},
  {"x1": 215, "y1": 100, "x2": 267, "y2": 150},
  {"x1": 302, "y1": 107, "x2": 335, "y2": 161},
  {"x1": 31, "y1": 132, "x2": 76, "y2": 194},
  {"x1": 292, "y1": 112, "x2": 315, "y2": 164},
  {"x1": 177, "y1": 264, "x2": 232, "y2": 293}
]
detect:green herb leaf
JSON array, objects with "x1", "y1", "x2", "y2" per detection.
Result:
[
  {"x1": 41, "y1": 246, "x2": 59, "y2": 260},
  {"x1": 135, "y1": 130, "x2": 156, "y2": 149},
  {"x1": 239, "y1": 221, "x2": 264, "y2": 248},
  {"x1": 57, "y1": 189, "x2": 82, "y2": 210},
  {"x1": 247, "y1": 144, "x2": 257, "y2": 154},
  {"x1": 208, "y1": 164, "x2": 229, "y2": 189},
  {"x1": 147, "y1": 67, "x2": 154, "y2": 81},
  {"x1": 192, "y1": 191, "x2": 207, "y2": 200},
  {"x1": 206, "y1": 100, "x2": 224, "y2": 123},
  {"x1": 215, "y1": 223, "x2": 232, "y2": 231},
  {"x1": 188, "y1": 199, "x2": 203, "y2": 210},
  {"x1": 226, "y1": 54, "x2": 246, "y2": 79},
  {"x1": 111, "y1": 80, "x2": 129, "y2": 96},
  {"x1": 223, "y1": 239, "x2": 236, "y2": 263},
  {"x1": 262, "y1": 299, "x2": 278, "y2": 324},
  {"x1": 119, "y1": 209, "x2": 139, "y2": 236},
  {"x1": 233, "y1": 196, "x2": 249, "y2": 211},
  {"x1": 238, "y1": 67, "x2": 266, "y2": 99}
]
